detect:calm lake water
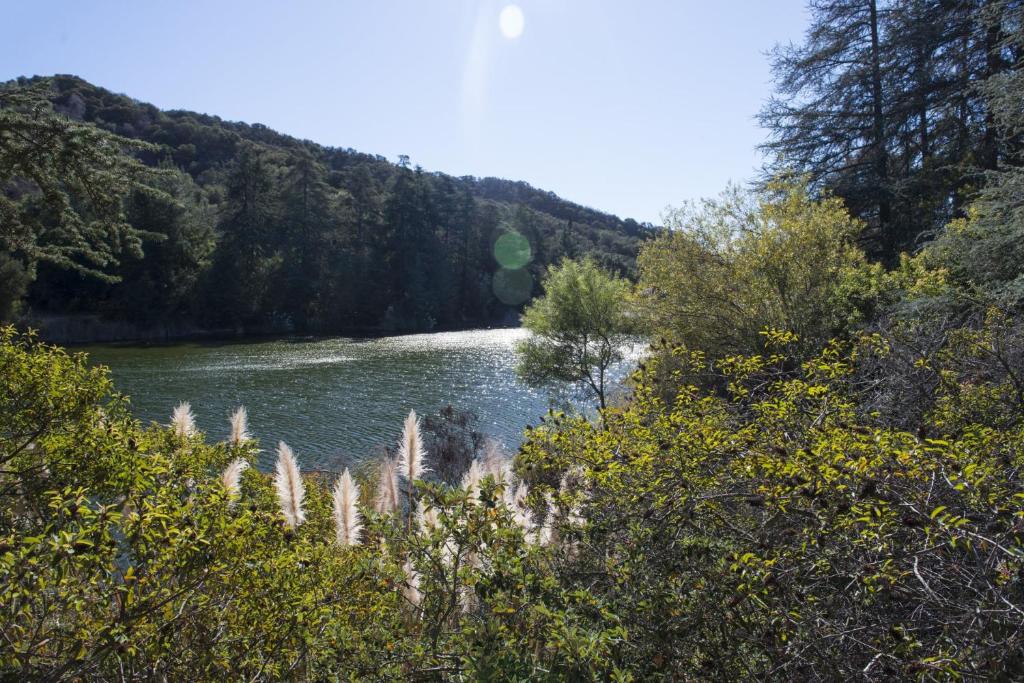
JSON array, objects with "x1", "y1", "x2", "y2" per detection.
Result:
[{"x1": 79, "y1": 328, "x2": 636, "y2": 471}]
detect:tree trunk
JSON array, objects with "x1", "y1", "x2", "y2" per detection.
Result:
[
  {"x1": 982, "y1": 4, "x2": 1006, "y2": 171},
  {"x1": 868, "y1": 0, "x2": 892, "y2": 250}
]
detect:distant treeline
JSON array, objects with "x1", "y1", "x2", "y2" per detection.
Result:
[{"x1": 7, "y1": 75, "x2": 652, "y2": 337}]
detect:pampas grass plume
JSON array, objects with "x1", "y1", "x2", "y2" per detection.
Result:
[
  {"x1": 397, "y1": 409, "x2": 429, "y2": 530},
  {"x1": 274, "y1": 441, "x2": 306, "y2": 529},
  {"x1": 514, "y1": 482, "x2": 535, "y2": 525},
  {"x1": 481, "y1": 441, "x2": 510, "y2": 485},
  {"x1": 560, "y1": 470, "x2": 587, "y2": 528},
  {"x1": 229, "y1": 406, "x2": 250, "y2": 445},
  {"x1": 402, "y1": 559, "x2": 422, "y2": 609},
  {"x1": 538, "y1": 492, "x2": 557, "y2": 546},
  {"x1": 171, "y1": 401, "x2": 196, "y2": 438},
  {"x1": 416, "y1": 499, "x2": 439, "y2": 535},
  {"x1": 461, "y1": 458, "x2": 483, "y2": 504},
  {"x1": 333, "y1": 468, "x2": 362, "y2": 546},
  {"x1": 397, "y1": 409, "x2": 429, "y2": 484},
  {"x1": 374, "y1": 457, "x2": 400, "y2": 514},
  {"x1": 478, "y1": 442, "x2": 514, "y2": 509},
  {"x1": 221, "y1": 458, "x2": 248, "y2": 507}
]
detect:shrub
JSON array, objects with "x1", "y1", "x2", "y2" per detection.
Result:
[
  {"x1": 0, "y1": 327, "x2": 400, "y2": 680},
  {"x1": 3, "y1": 321, "x2": 1022, "y2": 680},
  {"x1": 636, "y1": 178, "x2": 873, "y2": 359},
  {"x1": 517, "y1": 333, "x2": 1024, "y2": 679}
]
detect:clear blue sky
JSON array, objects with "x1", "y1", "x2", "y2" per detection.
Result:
[{"x1": 2, "y1": 0, "x2": 808, "y2": 224}]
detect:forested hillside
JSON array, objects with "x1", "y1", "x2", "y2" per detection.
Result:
[{"x1": 3, "y1": 75, "x2": 651, "y2": 339}]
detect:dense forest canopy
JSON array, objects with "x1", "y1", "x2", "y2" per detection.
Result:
[
  {"x1": 761, "y1": 0, "x2": 1023, "y2": 260},
  {"x1": 1, "y1": 75, "x2": 652, "y2": 338}
]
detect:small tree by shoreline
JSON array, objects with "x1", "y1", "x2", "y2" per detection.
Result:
[{"x1": 515, "y1": 257, "x2": 637, "y2": 412}]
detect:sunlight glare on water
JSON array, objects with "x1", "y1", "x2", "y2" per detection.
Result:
[{"x1": 80, "y1": 329, "x2": 637, "y2": 472}]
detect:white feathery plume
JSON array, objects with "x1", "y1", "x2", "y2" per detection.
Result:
[
  {"x1": 170, "y1": 401, "x2": 196, "y2": 438},
  {"x1": 459, "y1": 538, "x2": 484, "y2": 612},
  {"x1": 566, "y1": 504, "x2": 585, "y2": 529},
  {"x1": 494, "y1": 461, "x2": 514, "y2": 493},
  {"x1": 333, "y1": 468, "x2": 363, "y2": 546},
  {"x1": 483, "y1": 447, "x2": 514, "y2": 510},
  {"x1": 416, "y1": 499, "x2": 440, "y2": 535},
  {"x1": 502, "y1": 478, "x2": 525, "y2": 509},
  {"x1": 229, "y1": 406, "x2": 250, "y2": 445},
  {"x1": 459, "y1": 584, "x2": 476, "y2": 614},
  {"x1": 402, "y1": 559, "x2": 422, "y2": 609},
  {"x1": 467, "y1": 549, "x2": 482, "y2": 570},
  {"x1": 220, "y1": 458, "x2": 248, "y2": 507},
  {"x1": 481, "y1": 441, "x2": 510, "y2": 485},
  {"x1": 461, "y1": 458, "x2": 484, "y2": 505},
  {"x1": 397, "y1": 409, "x2": 429, "y2": 484},
  {"x1": 515, "y1": 507, "x2": 536, "y2": 537},
  {"x1": 508, "y1": 482, "x2": 535, "y2": 536},
  {"x1": 419, "y1": 499, "x2": 458, "y2": 568},
  {"x1": 274, "y1": 441, "x2": 306, "y2": 529},
  {"x1": 374, "y1": 457, "x2": 400, "y2": 514},
  {"x1": 538, "y1": 492, "x2": 558, "y2": 547},
  {"x1": 398, "y1": 410, "x2": 429, "y2": 531}
]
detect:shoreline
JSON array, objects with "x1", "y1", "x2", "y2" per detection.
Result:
[{"x1": 24, "y1": 312, "x2": 522, "y2": 347}]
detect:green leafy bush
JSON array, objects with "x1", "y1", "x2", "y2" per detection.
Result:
[
  {"x1": 0, "y1": 327, "x2": 591, "y2": 680},
  {"x1": 517, "y1": 332, "x2": 1024, "y2": 679},
  {"x1": 517, "y1": 257, "x2": 637, "y2": 410},
  {"x1": 3, "y1": 314, "x2": 1023, "y2": 680},
  {"x1": 636, "y1": 178, "x2": 876, "y2": 359}
]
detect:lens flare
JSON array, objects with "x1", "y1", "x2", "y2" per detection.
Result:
[
  {"x1": 493, "y1": 268, "x2": 533, "y2": 305},
  {"x1": 494, "y1": 231, "x2": 532, "y2": 270}
]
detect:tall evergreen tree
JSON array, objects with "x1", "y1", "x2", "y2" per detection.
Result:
[
  {"x1": 0, "y1": 79, "x2": 164, "y2": 319},
  {"x1": 279, "y1": 151, "x2": 335, "y2": 330},
  {"x1": 202, "y1": 145, "x2": 280, "y2": 328},
  {"x1": 112, "y1": 168, "x2": 215, "y2": 325},
  {"x1": 2, "y1": 75, "x2": 651, "y2": 336},
  {"x1": 761, "y1": 0, "x2": 1022, "y2": 258}
]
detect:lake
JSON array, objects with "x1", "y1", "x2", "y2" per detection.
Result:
[{"x1": 79, "y1": 328, "x2": 637, "y2": 471}]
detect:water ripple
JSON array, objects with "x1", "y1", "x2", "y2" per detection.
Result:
[{"x1": 80, "y1": 329, "x2": 636, "y2": 471}]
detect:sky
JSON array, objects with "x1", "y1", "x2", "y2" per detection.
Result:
[{"x1": 1, "y1": 0, "x2": 809, "y2": 225}]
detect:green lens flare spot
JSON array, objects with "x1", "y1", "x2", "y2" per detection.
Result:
[
  {"x1": 494, "y1": 232, "x2": 532, "y2": 270},
  {"x1": 493, "y1": 268, "x2": 533, "y2": 305}
]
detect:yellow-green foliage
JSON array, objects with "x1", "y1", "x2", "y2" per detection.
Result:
[
  {"x1": 0, "y1": 328, "x2": 402, "y2": 680},
  {"x1": 3, "y1": 319, "x2": 1023, "y2": 680},
  {"x1": 519, "y1": 332, "x2": 1024, "y2": 679},
  {"x1": 0, "y1": 327, "x2": 599, "y2": 680},
  {"x1": 517, "y1": 257, "x2": 637, "y2": 410},
  {"x1": 636, "y1": 178, "x2": 874, "y2": 357}
]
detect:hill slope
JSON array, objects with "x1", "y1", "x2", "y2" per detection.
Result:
[{"x1": 9, "y1": 75, "x2": 653, "y2": 339}]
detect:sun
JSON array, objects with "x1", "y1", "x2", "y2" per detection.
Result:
[{"x1": 499, "y1": 5, "x2": 525, "y2": 39}]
